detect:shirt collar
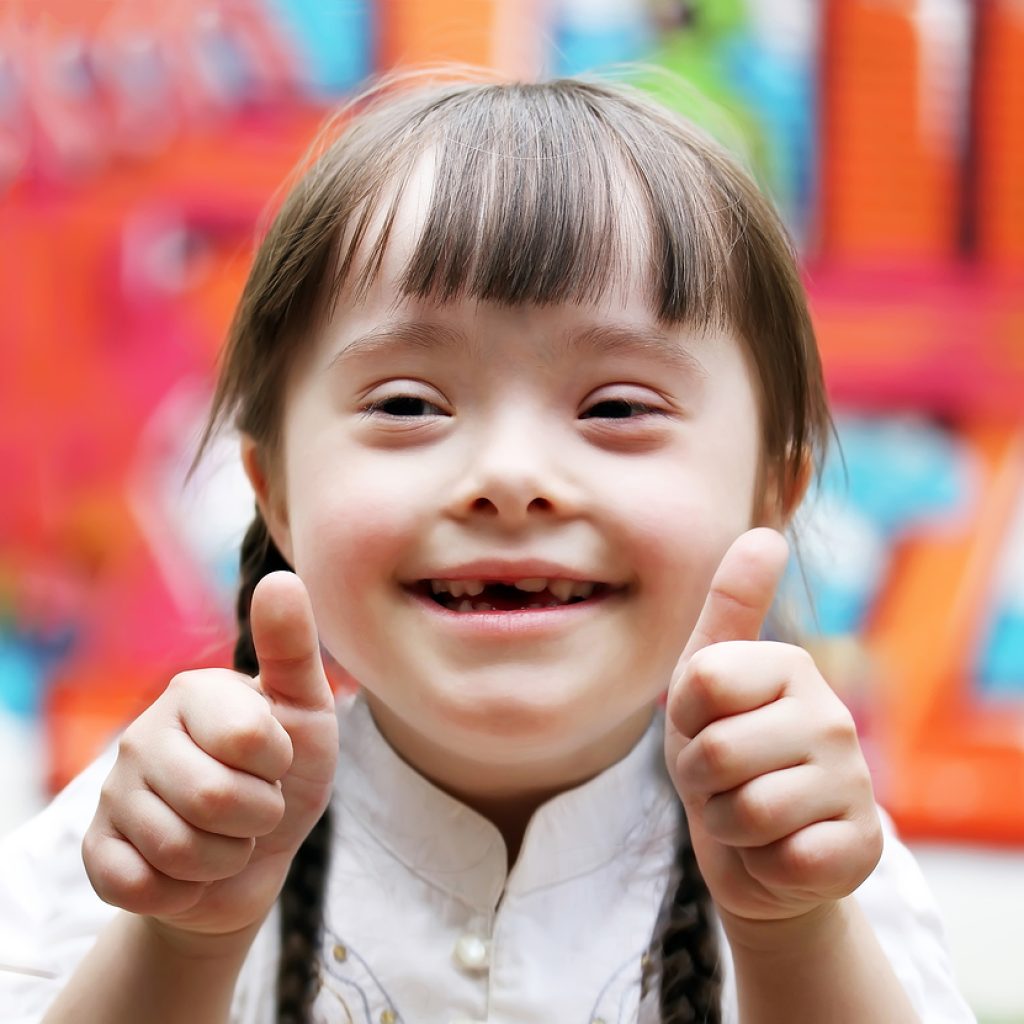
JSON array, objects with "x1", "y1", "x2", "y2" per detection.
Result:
[{"x1": 335, "y1": 691, "x2": 681, "y2": 913}]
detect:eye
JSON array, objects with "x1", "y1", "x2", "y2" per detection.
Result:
[
  {"x1": 362, "y1": 395, "x2": 448, "y2": 418},
  {"x1": 580, "y1": 398, "x2": 660, "y2": 420}
]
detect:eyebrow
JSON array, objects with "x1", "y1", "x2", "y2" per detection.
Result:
[
  {"x1": 556, "y1": 324, "x2": 709, "y2": 377},
  {"x1": 327, "y1": 320, "x2": 467, "y2": 368},
  {"x1": 328, "y1": 318, "x2": 708, "y2": 377}
]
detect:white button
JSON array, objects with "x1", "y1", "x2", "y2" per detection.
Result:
[{"x1": 452, "y1": 933, "x2": 489, "y2": 971}]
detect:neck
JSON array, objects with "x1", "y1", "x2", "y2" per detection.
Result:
[{"x1": 362, "y1": 694, "x2": 658, "y2": 868}]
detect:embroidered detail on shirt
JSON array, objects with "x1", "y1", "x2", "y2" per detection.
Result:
[
  {"x1": 312, "y1": 924, "x2": 403, "y2": 1024},
  {"x1": 0, "y1": 961, "x2": 58, "y2": 979},
  {"x1": 587, "y1": 950, "x2": 646, "y2": 1024}
]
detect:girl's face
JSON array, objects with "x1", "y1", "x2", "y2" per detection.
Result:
[{"x1": 246, "y1": 185, "x2": 776, "y2": 797}]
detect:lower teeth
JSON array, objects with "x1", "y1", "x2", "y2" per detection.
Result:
[{"x1": 454, "y1": 599, "x2": 563, "y2": 612}]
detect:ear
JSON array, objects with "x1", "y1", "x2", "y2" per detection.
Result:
[
  {"x1": 240, "y1": 435, "x2": 294, "y2": 566},
  {"x1": 756, "y1": 451, "x2": 813, "y2": 530}
]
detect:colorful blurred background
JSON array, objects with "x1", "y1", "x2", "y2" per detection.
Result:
[{"x1": 1, "y1": 0, "x2": 1022, "y2": 1019}]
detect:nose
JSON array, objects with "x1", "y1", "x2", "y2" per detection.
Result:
[{"x1": 447, "y1": 409, "x2": 577, "y2": 526}]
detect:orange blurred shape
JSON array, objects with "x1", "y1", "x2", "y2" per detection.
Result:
[
  {"x1": 974, "y1": 0, "x2": 1024, "y2": 269},
  {"x1": 44, "y1": 664, "x2": 161, "y2": 793},
  {"x1": 819, "y1": 0, "x2": 962, "y2": 265},
  {"x1": 869, "y1": 425, "x2": 1024, "y2": 843},
  {"x1": 377, "y1": 0, "x2": 540, "y2": 77}
]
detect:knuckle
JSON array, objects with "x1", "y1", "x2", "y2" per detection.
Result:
[
  {"x1": 823, "y1": 704, "x2": 858, "y2": 746},
  {"x1": 167, "y1": 670, "x2": 201, "y2": 699},
  {"x1": 245, "y1": 808, "x2": 281, "y2": 840},
  {"x1": 695, "y1": 724, "x2": 735, "y2": 781},
  {"x1": 254, "y1": 785, "x2": 287, "y2": 834},
  {"x1": 773, "y1": 833, "x2": 831, "y2": 884},
  {"x1": 225, "y1": 836, "x2": 257, "y2": 874},
  {"x1": 152, "y1": 829, "x2": 197, "y2": 873},
  {"x1": 96, "y1": 776, "x2": 120, "y2": 813},
  {"x1": 151, "y1": 826, "x2": 253, "y2": 881},
  {"x1": 851, "y1": 763, "x2": 876, "y2": 804},
  {"x1": 224, "y1": 709, "x2": 276, "y2": 762},
  {"x1": 82, "y1": 840, "x2": 143, "y2": 907},
  {"x1": 204, "y1": 836, "x2": 255, "y2": 879},
  {"x1": 860, "y1": 813, "x2": 885, "y2": 868},
  {"x1": 116, "y1": 725, "x2": 145, "y2": 764},
  {"x1": 784, "y1": 833, "x2": 824, "y2": 874},
  {"x1": 687, "y1": 647, "x2": 727, "y2": 702},
  {"x1": 670, "y1": 742, "x2": 699, "y2": 793},
  {"x1": 189, "y1": 775, "x2": 238, "y2": 824},
  {"x1": 735, "y1": 785, "x2": 775, "y2": 835},
  {"x1": 80, "y1": 828, "x2": 106, "y2": 881},
  {"x1": 96, "y1": 776, "x2": 135, "y2": 827},
  {"x1": 790, "y1": 645, "x2": 817, "y2": 674},
  {"x1": 101, "y1": 869, "x2": 153, "y2": 911},
  {"x1": 260, "y1": 719, "x2": 294, "y2": 775},
  {"x1": 84, "y1": 859, "x2": 124, "y2": 904}
]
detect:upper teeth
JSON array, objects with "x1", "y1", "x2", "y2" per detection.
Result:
[{"x1": 429, "y1": 578, "x2": 597, "y2": 601}]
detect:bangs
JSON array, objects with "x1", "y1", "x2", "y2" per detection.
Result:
[{"x1": 328, "y1": 80, "x2": 748, "y2": 327}]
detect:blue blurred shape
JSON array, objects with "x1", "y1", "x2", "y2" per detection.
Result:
[
  {"x1": 977, "y1": 487, "x2": 1024, "y2": 696},
  {"x1": 791, "y1": 416, "x2": 969, "y2": 637},
  {"x1": 265, "y1": 0, "x2": 373, "y2": 96},
  {"x1": 0, "y1": 632, "x2": 43, "y2": 719},
  {"x1": 980, "y1": 609, "x2": 1024, "y2": 696},
  {"x1": 552, "y1": 0, "x2": 653, "y2": 75},
  {"x1": 721, "y1": 33, "x2": 815, "y2": 238},
  {"x1": 821, "y1": 417, "x2": 966, "y2": 535}
]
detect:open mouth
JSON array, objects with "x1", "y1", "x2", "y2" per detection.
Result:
[{"x1": 412, "y1": 578, "x2": 618, "y2": 613}]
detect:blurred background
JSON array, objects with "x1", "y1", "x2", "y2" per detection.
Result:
[{"x1": 0, "y1": 0, "x2": 1022, "y2": 1019}]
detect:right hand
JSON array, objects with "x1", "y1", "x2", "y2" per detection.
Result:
[{"x1": 82, "y1": 571, "x2": 339, "y2": 942}]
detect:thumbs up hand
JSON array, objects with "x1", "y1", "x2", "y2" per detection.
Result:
[
  {"x1": 665, "y1": 529, "x2": 883, "y2": 928},
  {"x1": 83, "y1": 572, "x2": 339, "y2": 943}
]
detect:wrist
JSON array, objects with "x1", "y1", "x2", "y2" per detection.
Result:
[
  {"x1": 718, "y1": 899, "x2": 851, "y2": 959},
  {"x1": 139, "y1": 914, "x2": 263, "y2": 965}
]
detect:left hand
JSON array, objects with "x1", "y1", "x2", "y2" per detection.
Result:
[{"x1": 665, "y1": 528, "x2": 883, "y2": 927}]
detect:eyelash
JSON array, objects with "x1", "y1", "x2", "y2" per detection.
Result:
[
  {"x1": 362, "y1": 395, "x2": 663, "y2": 420},
  {"x1": 361, "y1": 396, "x2": 448, "y2": 418},
  {"x1": 579, "y1": 399, "x2": 661, "y2": 420}
]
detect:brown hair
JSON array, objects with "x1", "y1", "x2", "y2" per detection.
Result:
[{"x1": 198, "y1": 68, "x2": 831, "y2": 1022}]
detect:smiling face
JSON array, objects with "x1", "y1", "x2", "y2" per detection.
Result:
[{"x1": 245, "y1": 208, "x2": 774, "y2": 797}]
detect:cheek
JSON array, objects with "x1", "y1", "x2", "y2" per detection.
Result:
[
  {"x1": 606, "y1": 446, "x2": 761, "y2": 640},
  {"x1": 288, "y1": 447, "x2": 420, "y2": 558},
  {"x1": 625, "y1": 500, "x2": 728, "y2": 644},
  {"x1": 284, "y1": 459, "x2": 423, "y2": 653}
]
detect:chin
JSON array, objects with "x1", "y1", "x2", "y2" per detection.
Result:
[
  {"x1": 438, "y1": 695, "x2": 655, "y2": 774},
  {"x1": 442, "y1": 688, "x2": 583, "y2": 733}
]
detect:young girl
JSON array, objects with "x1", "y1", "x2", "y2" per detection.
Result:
[{"x1": 1, "y1": 71, "x2": 973, "y2": 1024}]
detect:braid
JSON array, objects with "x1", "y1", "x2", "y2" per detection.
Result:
[
  {"x1": 275, "y1": 812, "x2": 333, "y2": 1023},
  {"x1": 232, "y1": 509, "x2": 334, "y2": 1023},
  {"x1": 233, "y1": 510, "x2": 292, "y2": 675},
  {"x1": 643, "y1": 818, "x2": 722, "y2": 1023}
]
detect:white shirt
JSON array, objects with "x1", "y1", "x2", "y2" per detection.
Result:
[{"x1": 0, "y1": 692, "x2": 975, "y2": 1023}]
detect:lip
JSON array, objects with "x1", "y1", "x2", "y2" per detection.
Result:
[
  {"x1": 402, "y1": 584, "x2": 625, "y2": 637},
  {"x1": 408, "y1": 559, "x2": 616, "y2": 584}
]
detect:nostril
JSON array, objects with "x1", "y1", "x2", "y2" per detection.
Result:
[{"x1": 465, "y1": 496, "x2": 555, "y2": 515}]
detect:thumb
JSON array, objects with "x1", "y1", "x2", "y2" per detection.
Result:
[
  {"x1": 680, "y1": 527, "x2": 790, "y2": 662},
  {"x1": 251, "y1": 571, "x2": 333, "y2": 712}
]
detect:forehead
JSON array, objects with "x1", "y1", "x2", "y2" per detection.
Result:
[{"x1": 333, "y1": 146, "x2": 664, "y2": 322}]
